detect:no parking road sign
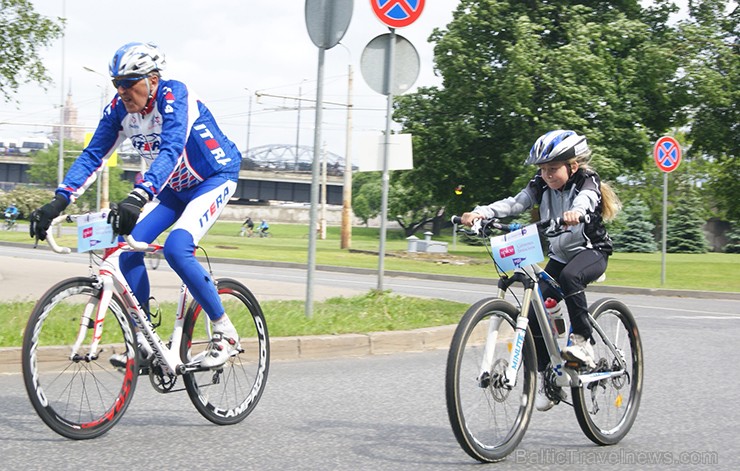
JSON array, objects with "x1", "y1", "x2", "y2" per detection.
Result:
[
  {"x1": 371, "y1": 0, "x2": 425, "y2": 28},
  {"x1": 653, "y1": 136, "x2": 682, "y2": 173}
]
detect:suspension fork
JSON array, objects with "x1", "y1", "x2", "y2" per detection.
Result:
[{"x1": 503, "y1": 287, "x2": 534, "y2": 387}]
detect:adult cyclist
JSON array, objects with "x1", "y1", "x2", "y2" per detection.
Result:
[
  {"x1": 29, "y1": 42, "x2": 241, "y2": 369},
  {"x1": 4, "y1": 202, "x2": 19, "y2": 227}
]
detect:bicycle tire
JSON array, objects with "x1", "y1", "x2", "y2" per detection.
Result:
[
  {"x1": 446, "y1": 298, "x2": 537, "y2": 463},
  {"x1": 572, "y1": 298, "x2": 643, "y2": 445},
  {"x1": 181, "y1": 278, "x2": 269, "y2": 425},
  {"x1": 22, "y1": 277, "x2": 139, "y2": 439}
]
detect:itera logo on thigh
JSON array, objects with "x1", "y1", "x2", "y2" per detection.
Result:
[{"x1": 199, "y1": 186, "x2": 231, "y2": 228}]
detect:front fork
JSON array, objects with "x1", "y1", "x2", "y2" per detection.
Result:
[
  {"x1": 70, "y1": 276, "x2": 114, "y2": 362},
  {"x1": 476, "y1": 288, "x2": 534, "y2": 389}
]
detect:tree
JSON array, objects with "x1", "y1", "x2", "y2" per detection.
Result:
[
  {"x1": 724, "y1": 222, "x2": 740, "y2": 253},
  {"x1": 394, "y1": 0, "x2": 684, "y2": 222},
  {"x1": 610, "y1": 198, "x2": 658, "y2": 253},
  {"x1": 676, "y1": 0, "x2": 739, "y2": 221},
  {"x1": 352, "y1": 171, "x2": 382, "y2": 226},
  {"x1": 666, "y1": 185, "x2": 709, "y2": 253},
  {"x1": 0, "y1": 0, "x2": 64, "y2": 102}
]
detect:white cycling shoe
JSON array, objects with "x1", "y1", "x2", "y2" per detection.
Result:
[{"x1": 199, "y1": 332, "x2": 240, "y2": 369}]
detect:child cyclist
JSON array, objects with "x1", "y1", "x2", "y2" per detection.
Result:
[{"x1": 460, "y1": 130, "x2": 621, "y2": 411}]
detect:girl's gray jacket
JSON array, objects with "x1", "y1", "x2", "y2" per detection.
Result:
[{"x1": 473, "y1": 168, "x2": 613, "y2": 264}]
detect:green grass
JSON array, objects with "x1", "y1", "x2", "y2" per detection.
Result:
[
  {"x1": 7, "y1": 219, "x2": 736, "y2": 292},
  {"x1": 0, "y1": 292, "x2": 466, "y2": 348},
  {"x1": 1, "y1": 219, "x2": 738, "y2": 348}
]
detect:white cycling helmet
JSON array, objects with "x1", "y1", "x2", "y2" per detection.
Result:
[
  {"x1": 109, "y1": 42, "x2": 166, "y2": 77},
  {"x1": 526, "y1": 130, "x2": 589, "y2": 165}
]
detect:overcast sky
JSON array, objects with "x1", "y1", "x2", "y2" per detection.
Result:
[{"x1": 0, "y1": 0, "x2": 458, "y2": 159}]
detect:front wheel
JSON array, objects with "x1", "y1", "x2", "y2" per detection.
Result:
[
  {"x1": 572, "y1": 298, "x2": 643, "y2": 445},
  {"x1": 22, "y1": 277, "x2": 139, "y2": 439},
  {"x1": 446, "y1": 298, "x2": 537, "y2": 463},
  {"x1": 181, "y1": 278, "x2": 269, "y2": 425}
]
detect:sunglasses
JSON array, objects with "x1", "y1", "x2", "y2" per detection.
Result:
[{"x1": 111, "y1": 75, "x2": 148, "y2": 89}]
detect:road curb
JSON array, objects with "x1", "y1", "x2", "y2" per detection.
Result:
[{"x1": 0, "y1": 325, "x2": 459, "y2": 375}]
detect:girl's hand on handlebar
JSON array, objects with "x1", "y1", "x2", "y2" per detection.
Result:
[
  {"x1": 460, "y1": 212, "x2": 483, "y2": 227},
  {"x1": 562, "y1": 210, "x2": 583, "y2": 226}
]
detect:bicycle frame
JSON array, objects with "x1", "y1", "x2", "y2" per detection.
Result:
[
  {"x1": 482, "y1": 259, "x2": 629, "y2": 390},
  {"x1": 47, "y1": 215, "x2": 209, "y2": 376}
]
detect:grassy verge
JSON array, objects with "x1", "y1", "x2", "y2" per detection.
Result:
[{"x1": 0, "y1": 292, "x2": 468, "y2": 348}]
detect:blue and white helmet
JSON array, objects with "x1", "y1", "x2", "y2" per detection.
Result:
[
  {"x1": 109, "y1": 42, "x2": 166, "y2": 77},
  {"x1": 526, "y1": 130, "x2": 589, "y2": 165}
]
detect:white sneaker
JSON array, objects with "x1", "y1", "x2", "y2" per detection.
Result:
[
  {"x1": 199, "y1": 332, "x2": 240, "y2": 368},
  {"x1": 562, "y1": 334, "x2": 597, "y2": 368},
  {"x1": 535, "y1": 372, "x2": 555, "y2": 411}
]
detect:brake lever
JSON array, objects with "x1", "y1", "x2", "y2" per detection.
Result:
[{"x1": 543, "y1": 219, "x2": 571, "y2": 237}]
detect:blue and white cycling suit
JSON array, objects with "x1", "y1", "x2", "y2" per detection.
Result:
[{"x1": 56, "y1": 79, "x2": 242, "y2": 320}]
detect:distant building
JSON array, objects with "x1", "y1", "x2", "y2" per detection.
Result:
[{"x1": 51, "y1": 90, "x2": 85, "y2": 143}]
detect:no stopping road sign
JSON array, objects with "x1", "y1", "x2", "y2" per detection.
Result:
[{"x1": 653, "y1": 136, "x2": 682, "y2": 173}]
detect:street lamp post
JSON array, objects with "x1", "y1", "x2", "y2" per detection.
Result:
[{"x1": 244, "y1": 88, "x2": 253, "y2": 156}]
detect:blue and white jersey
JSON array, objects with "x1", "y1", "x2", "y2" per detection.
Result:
[{"x1": 57, "y1": 79, "x2": 241, "y2": 201}]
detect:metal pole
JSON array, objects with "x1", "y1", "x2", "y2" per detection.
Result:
[
  {"x1": 341, "y1": 64, "x2": 354, "y2": 249},
  {"x1": 320, "y1": 142, "x2": 327, "y2": 240},
  {"x1": 245, "y1": 89, "x2": 253, "y2": 155},
  {"x1": 661, "y1": 172, "x2": 667, "y2": 285},
  {"x1": 377, "y1": 29, "x2": 396, "y2": 292},
  {"x1": 56, "y1": 0, "x2": 66, "y2": 238},
  {"x1": 295, "y1": 82, "x2": 304, "y2": 170},
  {"x1": 57, "y1": 0, "x2": 66, "y2": 187},
  {"x1": 305, "y1": 47, "x2": 326, "y2": 319}
]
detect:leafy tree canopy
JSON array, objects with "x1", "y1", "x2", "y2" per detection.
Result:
[
  {"x1": 394, "y1": 0, "x2": 684, "y2": 217},
  {"x1": 0, "y1": 0, "x2": 64, "y2": 102}
]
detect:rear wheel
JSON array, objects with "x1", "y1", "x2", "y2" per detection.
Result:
[
  {"x1": 572, "y1": 298, "x2": 643, "y2": 445},
  {"x1": 446, "y1": 298, "x2": 536, "y2": 462},
  {"x1": 22, "y1": 277, "x2": 138, "y2": 439},
  {"x1": 181, "y1": 278, "x2": 269, "y2": 425}
]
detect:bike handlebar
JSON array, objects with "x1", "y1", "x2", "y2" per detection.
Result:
[
  {"x1": 451, "y1": 213, "x2": 591, "y2": 237},
  {"x1": 44, "y1": 214, "x2": 150, "y2": 254},
  {"x1": 45, "y1": 215, "x2": 73, "y2": 254}
]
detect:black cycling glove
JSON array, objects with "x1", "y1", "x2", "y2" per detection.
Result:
[
  {"x1": 108, "y1": 189, "x2": 149, "y2": 235},
  {"x1": 30, "y1": 194, "x2": 69, "y2": 241}
]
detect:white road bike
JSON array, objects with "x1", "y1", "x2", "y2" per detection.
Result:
[{"x1": 22, "y1": 214, "x2": 270, "y2": 439}]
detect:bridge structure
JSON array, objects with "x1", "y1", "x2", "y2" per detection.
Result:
[{"x1": 0, "y1": 143, "x2": 353, "y2": 205}]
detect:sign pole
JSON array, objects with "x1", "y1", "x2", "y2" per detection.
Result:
[
  {"x1": 304, "y1": 0, "x2": 353, "y2": 318},
  {"x1": 653, "y1": 135, "x2": 682, "y2": 287},
  {"x1": 661, "y1": 172, "x2": 667, "y2": 285},
  {"x1": 377, "y1": 28, "x2": 396, "y2": 292},
  {"x1": 306, "y1": 46, "x2": 325, "y2": 318}
]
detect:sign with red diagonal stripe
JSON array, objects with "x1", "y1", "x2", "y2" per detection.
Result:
[
  {"x1": 370, "y1": 0, "x2": 425, "y2": 28},
  {"x1": 653, "y1": 136, "x2": 682, "y2": 173}
]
